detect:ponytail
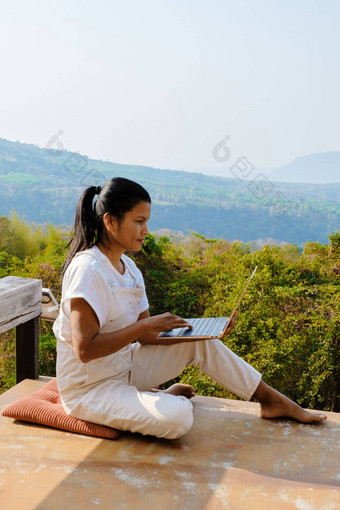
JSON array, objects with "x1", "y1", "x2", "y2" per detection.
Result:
[
  {"x1": 61, "y1": 177, "x2": 151, "y2": 278},
  {"x1": 61, "y1": 186, "x2": 99, "y2": 278}
]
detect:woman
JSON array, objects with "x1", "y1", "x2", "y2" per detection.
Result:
[{"x1": 53, "y1": 177, "x2": 326, "y2": 439}]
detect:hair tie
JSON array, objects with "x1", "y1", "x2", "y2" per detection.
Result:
[{"x1": 95, "y1": 186, "x2": 102, "y2": 195}]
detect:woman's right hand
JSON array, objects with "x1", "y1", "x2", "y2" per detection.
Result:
[{"x1": 145, "y1": 312, "x2": 193, "y2": 334}]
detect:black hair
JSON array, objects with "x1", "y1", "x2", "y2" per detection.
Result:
[{"x1": 61, "y1": 177, "x2": 151, "y2": 278}]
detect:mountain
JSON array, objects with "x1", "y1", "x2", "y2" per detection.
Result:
[
  {"x1": 0, "y1": 138, "x2": 339, "y2": 247},
  {"x1": 265, "y1": 152, "x2": 340, "y2": 184}
]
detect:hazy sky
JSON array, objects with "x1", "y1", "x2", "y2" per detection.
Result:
[{"x1": 0, "y1": 0, "x2": 339, "y2": 174}]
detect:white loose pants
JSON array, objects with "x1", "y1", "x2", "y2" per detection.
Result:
[{"x1": 67, "y1": 339, "x2": 261, "y2": 440}]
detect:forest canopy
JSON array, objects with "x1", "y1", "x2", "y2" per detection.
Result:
[
  {"x1": 0, "y1": 138, "x2": 339, "y2": 247},
  {"x1": 0, "y1": 213, "x2": 339, "y2": 412}
]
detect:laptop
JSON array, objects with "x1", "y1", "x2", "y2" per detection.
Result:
[{"x1": 158, "y1": 266, "x2": 257, "y2": 340}]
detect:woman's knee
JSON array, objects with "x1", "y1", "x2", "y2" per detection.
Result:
[{"x1": 160, "y1": 398, "x2": 194, "y2": 439}]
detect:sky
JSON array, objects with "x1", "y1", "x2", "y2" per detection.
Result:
[{"x1": 0, "y1": 0, "x2": 339, "y2": 175}]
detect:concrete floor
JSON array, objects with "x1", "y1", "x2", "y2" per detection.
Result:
[{"x1": 0, "y1": 379, "x2": 339, "y2": 510}]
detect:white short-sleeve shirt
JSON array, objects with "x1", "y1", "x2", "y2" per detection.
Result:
[
  {"x1": 53, "y1": 246, "x2": 149, "y2": 346},
  {"x1": 53, "y1": 246, "x2": 149, "y2": 397}
]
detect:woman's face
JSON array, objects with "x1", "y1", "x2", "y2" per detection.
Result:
[{"x1": 112, "y1": 201, "x2": 151, "y2": 252}]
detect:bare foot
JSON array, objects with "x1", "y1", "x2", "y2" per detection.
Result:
[
  {"x1": 162, "y1": 383, "x2": 196, "y2": 399},
  {"x1": 253, "y1": 381, "x2": 327, "y2": 424}
]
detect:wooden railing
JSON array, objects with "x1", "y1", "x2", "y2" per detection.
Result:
[{"x1": 0, "y1": 276, "x2": 42, "y2": 383}]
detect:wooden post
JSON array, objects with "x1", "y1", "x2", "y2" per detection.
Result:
[
  {"x1": 0, "y1": 276, "x2": 42, "y2": 383},
  {"x1": 16, "y1": 317, "x2": 40, "y2": 382}
]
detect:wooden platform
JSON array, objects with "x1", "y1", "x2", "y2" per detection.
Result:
[{"x1": 0, "y1": 379, "x2": 339, "y2": 510}]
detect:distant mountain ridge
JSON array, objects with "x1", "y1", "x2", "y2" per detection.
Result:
[
  {"x1": 0, "y1": 138, "x2": 339, "y2": 247},
  {"x1": 265, "y1": 152, "x2": 340, "y2": 184}
]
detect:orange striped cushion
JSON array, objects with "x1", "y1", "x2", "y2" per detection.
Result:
[{"x1": 1, "y1": 378, "x2": 121, "y2": 440}]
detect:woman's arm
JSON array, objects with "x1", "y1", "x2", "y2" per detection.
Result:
[{"x1": 70, "y1": 298, "x2": 193, "y2": 362}]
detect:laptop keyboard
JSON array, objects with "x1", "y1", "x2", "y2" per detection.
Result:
[{"x1": 159, "y1": 317, "x2": 229, "y2": 338}]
